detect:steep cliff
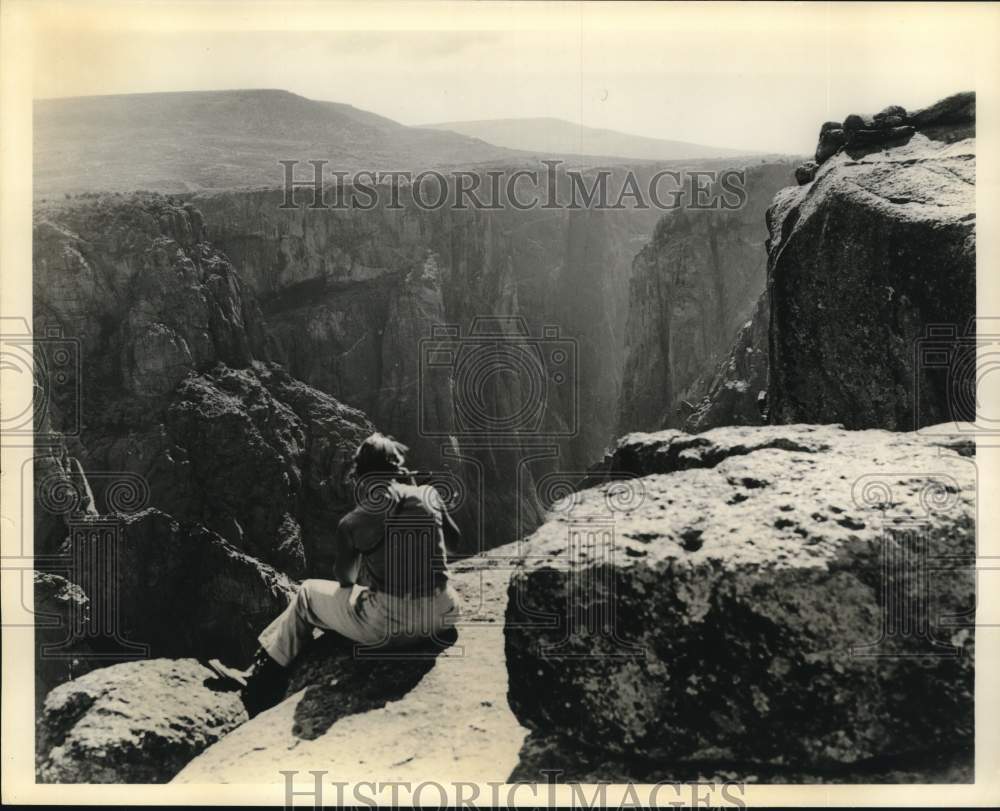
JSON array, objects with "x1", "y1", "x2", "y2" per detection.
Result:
[
  {"x1": 188, "y1": 181, "x2": 659, "y2": 551},
  {"x1": 682, "y1": 93, "x2": 976, "y2": 433},
  {"x1": 768, "y1": 93, "x2": 975, "y2": 429},
  {"x1": 33, "y1": 196, "x2": 376, "y2": 578},
  {"x1": 617, "y1": 163, "x2": 793, "y2": 433},
  {"x1": 684, "y1": 293, "x2": 768, "y2": 432}
]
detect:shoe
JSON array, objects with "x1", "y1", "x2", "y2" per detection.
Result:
[{"x1": 240, "y1": 648, "x2": 289, "y2": 718}]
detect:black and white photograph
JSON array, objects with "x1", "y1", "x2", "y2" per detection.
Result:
[{"x1": 1, "y1": 0, "x2": 998, "y2": 806}]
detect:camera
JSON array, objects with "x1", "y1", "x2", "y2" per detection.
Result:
[
  {"x1": 0, "y1": 318, "x2": 81, "y2": 442},
  {"x1": 418, "y1": 316, "x2": 577, "y2": 440},
  {"x1": 914, "y1": 319, "x2": 998, "y2": 436}
]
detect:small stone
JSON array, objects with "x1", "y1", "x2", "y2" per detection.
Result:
[
  {"x1": 843, "y1": 113, "x2": 874, "y2": 131},
  {"x1": 815, "y1": 128, "x2": 845, "y2": 164},
  {"x1": 846, "y1": 125, "x2": 915, "y2": 148},
  {"x1": 874, "y1": 104, "x2": 908, "y2": 124},
  {"x1": 795, "y1": 162, "x2": 818, "y2": 185}
]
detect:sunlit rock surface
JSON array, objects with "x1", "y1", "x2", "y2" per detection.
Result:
[{"x1": 506, "y1": 424, "x2": 975, "y2": 773}]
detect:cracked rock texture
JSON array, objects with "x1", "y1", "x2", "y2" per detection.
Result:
[
  {"x1": 36, "y1": 658, "x2": 247, "y2": 783},
  {"x1": 506, "y1": 424, "x2": 975, "y2": 772}
]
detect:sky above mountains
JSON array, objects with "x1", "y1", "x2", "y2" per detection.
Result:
[{"x1": 29, "y1": 2, "x2": 993, "y2": 154}]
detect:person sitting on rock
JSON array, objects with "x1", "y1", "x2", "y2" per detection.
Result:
[{"x1": 209, "y1": 433, "x2": 461, "y2": 716}]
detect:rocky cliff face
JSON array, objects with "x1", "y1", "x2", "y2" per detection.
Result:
[
  {"x1": 769, "y1": 103, "x2": 976, "y2": 429},
  {"x1": 684, "y1": 293, "x2": 769, "y2": 431},
  {"x1": 684, "y1": 93, "x2": 976, "y2": 433},
  {"x1": 31, "y1": 196, "x2": 376, "y2": 720},
  {"x1": 618, "y1": 163, "x2": 793, "y2": 433},
  {"x1": 34, "y1": 187, "x2": 663, "y2": 561},
  {"x1": 193, "y1": 185, "x2": 650, "y2": 450},
  {"x1": 33, "y1": 196, "x2": 376, "y2": 578},
  {"x1": 186, "y1": 182, "x2": 663, "y2": 551},
  {"x1": 505, "y1": 424, "x2": 975, "y2": 778}
]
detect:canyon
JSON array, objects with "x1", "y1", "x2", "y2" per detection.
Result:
[{"x1": 31, "y1": 91, "x2": 976, "y2": 784}]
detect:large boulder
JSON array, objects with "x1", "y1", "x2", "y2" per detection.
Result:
[
  {"x1": 505, "y1": 424, "x2": 975, "y2": 771},
  {"x1": 62, "y1": 508, "x2": 296, "y2": 667},
  {"x1": 37, "y1": 659, "x2": 247, "y2": 783},
  {"x1": 151, "y1": 362, "x2": 374, "y2": 576},
  {"x1": 768, "y1": 130, "x2": 974, "y2": 429}
]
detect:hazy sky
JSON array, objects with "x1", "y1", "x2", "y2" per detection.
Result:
[{"x1": 27, "y1": 1, "x2": 999, "y2": 154}]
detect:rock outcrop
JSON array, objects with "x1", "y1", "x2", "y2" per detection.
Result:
[
  {"x1": 62, "y1": 509, "x2": 296, "y2": 666},
  {"x1": 800, "y1": 92, "x2": 975, "y2": 185},
  {"x1": 771, "y1": 96, "x2": 975, "y2": 428},
  {"x1": 37, "y1": 659, "x2": 247, "y2": 783},
  {"x1": 618, "y1": 163, "x2": 793, "y2": 432},
  {"x1": 33, "y1": 196, "x2": 377, "y2": 576},
  {"x1": 156, "y1": 362, "x2": 373, "y2": 576},
  {"x1": 33, "y1": 572, "x2": 96, "y2": 711},
  {"x1": 691, "y1": 93, "x2": 976, "y2": 433},
  {"x1": 506, "y1": 424, "x2": 975, "y2": 774}
]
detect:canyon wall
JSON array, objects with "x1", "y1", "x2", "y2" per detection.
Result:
[
  {"x1": 33, "y1": 197, "x2": 374, "y2": 578},
  {"x1": 617, "y1": 163, "x2": 793, "y2": 433},
  {"x1": 188, "y1": 181, "x2": 661, "y2": 550},
  {"x1": 34, "y1": 159, "x2": 796, "y2": 574}
]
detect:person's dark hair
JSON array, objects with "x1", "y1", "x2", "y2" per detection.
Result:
[{"x1": 352, "y1": 433, "x2": 410, "y2": 480}]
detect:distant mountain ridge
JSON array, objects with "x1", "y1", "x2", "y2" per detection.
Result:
[
  {"x1": 34, "y1": 89, "x2": 524, "y2": 196},
  {"x1": 34, "y1": 89, "x2": 764, "y2": 197},
  {"x1": 421, "y1": 116, "x2": 756, "y2": 162}
]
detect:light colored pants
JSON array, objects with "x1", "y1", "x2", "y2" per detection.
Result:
[{"x1": 259, "y1": 579, "x2": 461, "y2": 666}]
